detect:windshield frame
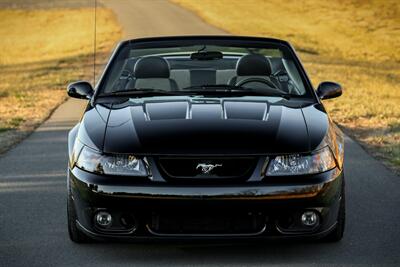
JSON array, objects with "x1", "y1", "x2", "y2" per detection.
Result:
[{"x1": 92, "y1": 36, "x2": 318, "y2": 104}]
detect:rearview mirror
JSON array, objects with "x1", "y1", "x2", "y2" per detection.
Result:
[
  {"x1": 190, "y1": 51, "x2": 223, "y2": 60},
  {"x1": 316, "y1": 81, "x2": 342, "y2": 100},
  {"x1": 67, "y1": 81, "x2": 94, "y2": 99}
]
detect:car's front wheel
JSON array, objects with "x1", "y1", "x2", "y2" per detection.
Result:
[{"x1": 67, "y1": 192, "x2": 92, "y2": 243}]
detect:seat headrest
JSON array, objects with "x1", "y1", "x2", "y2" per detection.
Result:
[
  {"x1": 236, "y1": 54, "x2": 272, "y2": 76},
  {"x1": 123, "y1": 57, "x2": 140, "y2": 73},
  {"x1": 134, "y1": 56, "x2": 170, "y2": 79}
]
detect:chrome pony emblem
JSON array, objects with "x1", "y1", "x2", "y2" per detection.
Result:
[{"x1": 196, "y1": 163, "x2": 223, "y2": 174}]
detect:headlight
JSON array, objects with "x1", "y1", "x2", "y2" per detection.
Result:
[
  {"x1": 75, "y1": 146, "x2": 148, "y2": 177},
  {"x1": 266, "y1": 146, "x2": 336, "y2": 176}
]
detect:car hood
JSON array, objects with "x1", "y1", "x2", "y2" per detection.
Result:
[{"x1": 81, "y1": 98, "x2": 329, "y2": 155}]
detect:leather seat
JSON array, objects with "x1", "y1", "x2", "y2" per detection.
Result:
[
  {"x1": 131, "y1": 56, "x2": 178, "y2": 90},
  {"x1": 229, "y1": 54, "x2": 276, "y2": 88}
]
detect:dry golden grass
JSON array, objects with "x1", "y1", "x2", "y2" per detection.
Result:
[
  {"x1": 172, "y1": 0, "x2": 400, "y2": 64},
  {"x1": 0, "y1": 8, "x2": 121, "y2": 152},
  {"x1": 172, "y1": 0, "x2": 400, "y2": 170}
]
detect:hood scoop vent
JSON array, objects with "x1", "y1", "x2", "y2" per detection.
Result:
[
  {"x1": 145, "y1": 101, "x2": 188, "y2": 120},
  {"x1": 224, "y1": 101, "x2": 268, "y2": 120},
  {"x1": 143, "y1": 100, "x2": 269, "y2": 121}
]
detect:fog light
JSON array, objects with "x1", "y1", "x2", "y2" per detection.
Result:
[
  {"x1": 301, "y1": 211, "x2": 318, "y2": 227},
  {"x1": 95, "y1": 211, "x2": 112, "y2": 228}
]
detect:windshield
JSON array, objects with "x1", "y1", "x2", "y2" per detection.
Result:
[{"x1": 98, "y1": 38, "x2": 313, "y2": 99}]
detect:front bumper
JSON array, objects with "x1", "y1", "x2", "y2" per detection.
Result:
[{"x1": 69, "y1": 167, "x2": 343, "y2": 241}]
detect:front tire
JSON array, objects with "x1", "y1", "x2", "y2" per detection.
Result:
[{"x1": 67, "y1": 192, "x2": 91, "y2": 243}]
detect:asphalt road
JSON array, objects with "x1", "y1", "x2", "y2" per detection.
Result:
[{"x1": 0, "y1": 1, "x2": 399, "y2": 266}]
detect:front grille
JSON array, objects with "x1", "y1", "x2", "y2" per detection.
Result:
[
  {"x1": 157, "y1": 157, "x2": 257, "y2": 181},
  {"x1": 149, "y1": 211, "x2": 266, "y2": 235}
]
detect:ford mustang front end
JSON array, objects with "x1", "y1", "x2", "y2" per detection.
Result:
[{"x1": 66, "y1": 36, "x2": 345, "y2": 243}]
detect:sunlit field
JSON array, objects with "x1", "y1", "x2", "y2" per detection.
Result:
[
  {"x1": 172, "y1": 0, "x2": 400, "y2": 171},
  {"x1": 0, "y1": 8, "x2": 121, "y2": 152}
]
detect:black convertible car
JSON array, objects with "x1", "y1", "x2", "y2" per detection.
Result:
[{"x1": 67, "y1": 36, "x2": 345, "y2": 243}]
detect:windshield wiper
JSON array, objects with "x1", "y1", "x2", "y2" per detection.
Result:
[
  {"x1": 98, "y1": 88, "x2": 184, "y2": 97},
  {"x1": 98, "y1": 86, "x2": 292, "y2": 99},
  {"x1": 182, "y1": 84, "x2": 291, "y2": 99}
]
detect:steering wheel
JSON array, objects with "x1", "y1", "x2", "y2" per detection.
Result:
[{"x1": 235, "y1": 77, "x2": 279, "y2": 90}]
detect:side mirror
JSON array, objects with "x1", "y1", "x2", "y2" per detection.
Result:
[
  {"x1": 316, "y1": 81, "x2": 342, "y2": 100},
  {"x1": 67, "y1": 81, "x2": 94, "y2": 99}
]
